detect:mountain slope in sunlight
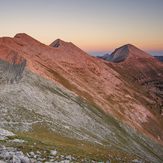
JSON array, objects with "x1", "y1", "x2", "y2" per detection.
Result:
[
  {"x1": 0, "y1": 33, "x2": 163, "y2": 162},
  {"x1": 0, "y1": 57, "x2": 163, "y2": 162}
]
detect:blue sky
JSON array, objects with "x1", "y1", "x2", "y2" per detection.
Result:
[{"x1": 0, "y1": 0, "x2": 163, "y2": 56}]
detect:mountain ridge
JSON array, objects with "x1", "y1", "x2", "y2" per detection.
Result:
[{"x1": 0, "y1": 33, "x2": 163, "y2": 147}]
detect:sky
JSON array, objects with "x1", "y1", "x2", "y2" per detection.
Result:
[{"x1": 0, "y1": 0, "x2": 163, "y2": 56}]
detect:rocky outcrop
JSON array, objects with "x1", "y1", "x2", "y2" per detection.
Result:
[
  {"x1": 50, "y1": 39, "x2": 60, "y2": 47},
  {"x1": 0, "y1": 52, "x2": 26, "y2": 86}
]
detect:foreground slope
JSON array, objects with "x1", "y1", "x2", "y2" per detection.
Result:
[
  {"x1": 0, "y1": 33, "x2": 163, "y2": 147},
  {"x1": 0, "y1": 57, "x2": 163, "y2": 162}
]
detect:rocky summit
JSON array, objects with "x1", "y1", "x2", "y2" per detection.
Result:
[
  {"x1": 105, "y1": 44, "x2": 153, "y2": 63},
  {"x1": 0, "y1": 33, "x2": 163, "y2": 163}
]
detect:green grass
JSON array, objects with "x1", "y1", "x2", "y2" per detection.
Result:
[{"x1": 1, "y1": 132, "x2": 144, "y2": 162}]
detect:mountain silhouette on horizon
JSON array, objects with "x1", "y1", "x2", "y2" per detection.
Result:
[{"x1": 105, "y1": 44, "x2": 153, "y2": 63}]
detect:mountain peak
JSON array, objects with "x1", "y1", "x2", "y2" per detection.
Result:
[
  {"x1": 124, "y1": 43, "x2": 133, "y2": 47},
  {"x1": 118, "y1": 44, "x2": 140, "y2": 52},
  {"x1": 14, "y1": 33, "x2": 42, "y2": 46},
  {"x1": 49, "y1": 38, "x2": 67, "y2": 47},
  {"x1": 14, "y1": 33, "x2": 31, "y2": 39},
  {"x1": 123, "y1": 43, "x2": 141, "y2": 52},
  {"x1": 106, "y1": 43, "x2": 152, "y2": 63}
]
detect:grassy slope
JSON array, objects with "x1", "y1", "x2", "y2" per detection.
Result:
[
  {"x1": 0, "y1": 64, "x2": 163, "y2": 162},
  {"x1": 38, "y1": 57, "x2": 163, "y2": 146}
]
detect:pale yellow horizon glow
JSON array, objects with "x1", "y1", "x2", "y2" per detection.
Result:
[{"x1": 0, "y1": 0, "x2": 163, "y2": 54}]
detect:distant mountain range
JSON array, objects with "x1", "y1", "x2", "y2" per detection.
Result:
[
  {"x1": 96, "y1": 53, "x2": 110, "y2": 60},
  {"x1": 154, "y1": 56, "x2": 163, "y2": 62},
  {"x1": 0, "y1": 33, "x2": 163, "y2": 162}
]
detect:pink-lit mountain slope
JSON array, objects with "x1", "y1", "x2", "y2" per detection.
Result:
[
  {"x1": 0, "y1": 33, "x2": 163, "y2": 146},
  {"x1": 106, "y1": 44, "x2": 153, "y2": 63}
]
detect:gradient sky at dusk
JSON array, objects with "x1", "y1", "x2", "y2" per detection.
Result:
[{"x1": 0, "y1": 0, "x2": 163, "y2": 56}]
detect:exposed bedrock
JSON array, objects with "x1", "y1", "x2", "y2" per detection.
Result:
[{"x1": 0, "y1": 53, "x2": 26, "y2": 85}]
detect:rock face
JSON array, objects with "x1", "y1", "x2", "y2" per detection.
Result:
[
  {"x1": 0, "y1": 43, "x2": 26, "y2": 86},
  {"x1": 0, "y1": 56, "x2": 26, "y2": 86},
  {"x1": 0, "y1": 33, "x2": 163, "y2": 162}
]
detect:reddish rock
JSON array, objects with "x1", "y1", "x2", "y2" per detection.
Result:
[
  {"x1": 106, "y1": 44, "x2": 154, "y2": 63},
  {"x1": 0, "y1": 33, "x2": 163, "y2": 145}
]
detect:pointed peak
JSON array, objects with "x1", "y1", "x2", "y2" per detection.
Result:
[
  {"x1": 107, "y1": 44, "x2": 152, "y2": 63},
  {"x1": 118, "y1": 43, "x2": 135, "y2": 50},
  {"x1": 125, "y1": 43, "x2": 133, "y2": 47},
  {"x1": 56, "y1": 38, "x2": 61, "y2": 41},
  {"x1": 49, "y1": 38, "x2": 67, "y2": 47},
  {"x1": 53, "y1": 38, "x2": 61, "y2": 42},
  {"x1": 125, "y1": 43, "x2": 139, "y2": 49}
]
